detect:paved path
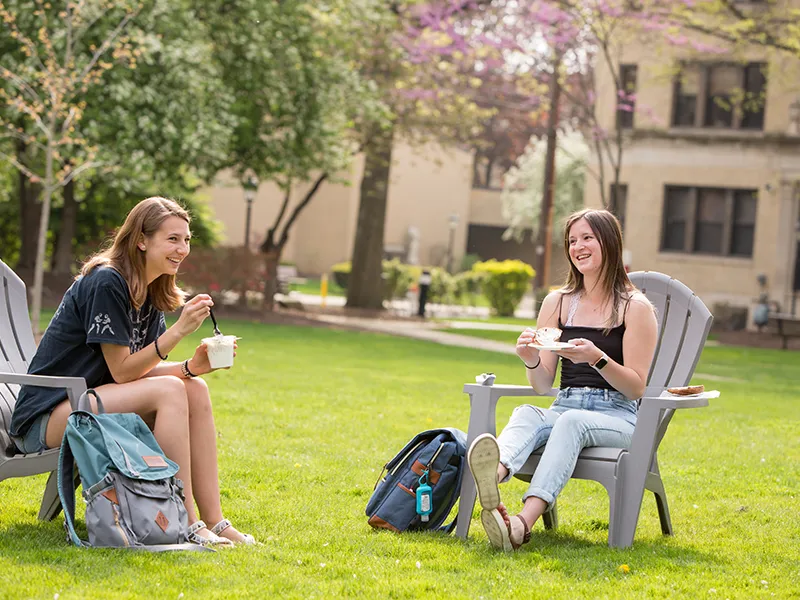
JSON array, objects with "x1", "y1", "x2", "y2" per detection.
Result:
[{"x1": 309, "y1": 313, "x2": 518, "y2": 355}]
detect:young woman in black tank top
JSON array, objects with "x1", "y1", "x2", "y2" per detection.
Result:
[{"x1": 466, "y1": 209, "x2": 658, "y2": 552}]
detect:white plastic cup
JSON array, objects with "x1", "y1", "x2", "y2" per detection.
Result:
[{"x1": 202, "y1": 335, "x2": 237, "y2": 369}]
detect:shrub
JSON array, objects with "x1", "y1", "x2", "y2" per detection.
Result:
[
  {"x1": 459, "y1": 253, "x2": 481, "y2": 273},
  {"x1": 382, "y1": 258, "x2": 416, "y2": 301},
  {"x1": 473, "y1": 259, "x2": 535, "y2": 316},
  {"x1": 427, "y1": 268, "x2": 456, "y2": 304},
  {"x1": 179, "y1": 247, "x2": 265, "y2": 305},
  {"x1": 331, "y1": 261, "x2": 351, "y2": 289},
  {"x1": 328, "y1": 260, "x2": 416, "y2": 300},
  {"x1": 453, "y1": 270, "x2": 486, "y2": 306}
]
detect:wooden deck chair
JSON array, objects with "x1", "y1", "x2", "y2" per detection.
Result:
[
  {"x1": 0, "y1": 259, "x2": 85, "y2": 520},
  {"x1": 454, "y1": 271, "x2": 714, "y2": 548}
]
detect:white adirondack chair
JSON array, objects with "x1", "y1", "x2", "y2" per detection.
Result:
[
  {"x1": 455, "y1": 271, "x2": 714, "y2": 548},
  {"x1": 0, "y1": 259, "x2": 85, "y2": 520}
]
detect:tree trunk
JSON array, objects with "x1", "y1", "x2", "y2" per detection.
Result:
[
  {"x1": 31, "y1": 113, "x2": 57, "y2": 335},
  {"x1": 52, "y1": 179, "x2": 78, "y2": 275},
  {"x1": 346, "y1": 126, "x2": 394, "y2": 310},
  {"x1": 534, "y1": 56, "x2": 562, "y2": 292},
  {"x1": 16, "y1": 141, "x2": 41, "y2": 272},
  {"x1": 262, "y1": 248, "x2": 281, "y2": 312}
]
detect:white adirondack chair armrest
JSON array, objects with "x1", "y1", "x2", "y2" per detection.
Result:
[
  {"x1": 638, "y1": 393, "x2": 710, "y2": 410},
  {"x1": 0, "y1": 372, "x2": 87, "y2": 410},
  {"x1": 462, "y1": 383, "x2": 557, "y2": 397}
]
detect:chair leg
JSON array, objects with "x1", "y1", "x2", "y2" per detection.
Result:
[
  {"x1": 455, "y1": 470, "x2": 477, "y2": 539},
  {"x1": 38, "y1": 470, "x2": 63, "y2": 521},
  {"x1": 541, "y1": 500, "x2": 558, "y2": 530},
  {"x1": 646, "y1": 474, "x2": 673, "y2": 536}
]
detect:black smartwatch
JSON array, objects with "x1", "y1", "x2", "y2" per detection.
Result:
[{"x1": 591, "y1": 353, "x2": 609, "y2": 371}]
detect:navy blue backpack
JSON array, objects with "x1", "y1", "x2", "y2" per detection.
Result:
[{"x1": 366, "y1": 428, "x2": 466, "y2": 533}]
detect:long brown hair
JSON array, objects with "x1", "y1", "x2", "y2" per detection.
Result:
[
  {"x1": 82, "y1": 197, "x2": 189, "y2": 312},
  {"x1": 560, "y1": 208, "x2": 634, "y2": 332}
]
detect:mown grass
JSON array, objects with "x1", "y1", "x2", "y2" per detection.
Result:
[
  {"x1": 436, "y1": 315, "x2": 536, "y2": 327},
  {"x1": 440, "y1": 328, "x2": 519, "y2": 344},
  {"x1": 289, "y1": 277, "x2": 346, "y2": 297},
  {"x1": 1, "y1": 319, "x2": 798, "y2": 599}
]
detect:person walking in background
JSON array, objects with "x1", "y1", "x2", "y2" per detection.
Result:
[
  {"x1": 10, "y1": 197, "x2": 254, "y2": 546},
  {"x1": 467, "y1": 208, "x2": 658, "y2": 551}
]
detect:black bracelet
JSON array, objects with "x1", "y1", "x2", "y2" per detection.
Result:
[
  {"x1": 524, "y1": 357, "x2": 541, "y2": 370},
  {"x1": 154, "y1": 336, "x2": 168, "y2": 360},
  {"x1": 182, "y1": 359, "x2": 197, "y2": 378}
]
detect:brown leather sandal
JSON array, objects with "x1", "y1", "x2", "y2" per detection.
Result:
[{"x1": 508, "y1": 514, "x2": 531, "y2": 550}]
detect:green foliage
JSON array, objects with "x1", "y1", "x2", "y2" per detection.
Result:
[
  {"x1": 473, "y1": 259, "x2": 535, "y2": 317},
  {"x1": 502, "y1": 132, "x2": 587, "y2": 241},
  {"x1": 381, "y1": 258, "x2": 415, "y2": 301},
  {"x1": 452, "y1": 270, "x2": 486, "y2": 306},
  {"x1": 178, "y1": 247, "x2": 265, "y2": 304},
  {"x1": 459, "y1": 252, "x2": 482, "y2": 273}
]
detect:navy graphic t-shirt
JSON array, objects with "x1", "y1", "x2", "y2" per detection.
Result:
[{"x1": 10, "y1": 266, "x2": 166, "y2": 437}]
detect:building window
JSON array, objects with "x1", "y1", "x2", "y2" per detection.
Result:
[
  {"x1": 661, "y1": 186, "x2": 757, "y2": 257},
  {"x1": 616, "y1": 65, "x2": 637, "y2": 130},
  {"x1": 672, "y1": 63, "x2": 766, "y2": 130},
  {"x1": 610, "y1": 183, "x2": 628, "y2": 233}
]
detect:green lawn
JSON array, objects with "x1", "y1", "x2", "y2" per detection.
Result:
[
  {"x1": 289, "y1": 277, "x2": 346, "y2": 297},
  {"x1": 1, "y1": 320, "x2": 799, "y2": 598},
  {"x1": 441, "y1": 327, "x2": 519, "y2": 344},
  {"x1": 436, "y1": 315, "x2": 536, "y2": 327}
]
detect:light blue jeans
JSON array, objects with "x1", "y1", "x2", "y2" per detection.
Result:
[{"x1": 496, "y1": 387, "x2": 637, "y2": 506}]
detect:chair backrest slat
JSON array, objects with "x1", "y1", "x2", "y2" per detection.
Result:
[
  {"x1": 0, "y1": 259, "x2": 37, "y2": 451},
  {"x1": 1, "y1": 260, "x2": 36, "y2": 369},
  {"x1": 629, "y1": 271, "x2": 713, "y2": 390}
]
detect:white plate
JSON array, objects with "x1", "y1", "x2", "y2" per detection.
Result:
[
  {"x1": 664, "y1": 390, "x2": 720, "y2": 399},
  {"x1": 528, "y1": 342, "x2": 576, "y2": 351}
]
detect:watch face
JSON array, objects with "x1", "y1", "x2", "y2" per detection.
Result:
[{"x1": 595, "y1": 357, "x2": 608, "y2": 370}]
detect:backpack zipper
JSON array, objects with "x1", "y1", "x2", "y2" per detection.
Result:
[
  {"x1": 112, "y1": 504, "x2": 131, "y2": 547},
  {"x1": 388, "y1": 440, "x2": 427, "y2": 477}
]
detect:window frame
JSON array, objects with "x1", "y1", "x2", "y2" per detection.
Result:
[
  {"x1": 616, "y1": 64, "x2": 638, "y2": 130},
  {"x1": 660, "y1": 185, "x2": 758, "y2": 258},
  {"x1": 671, "y1": 62, "x2": 767, "y2": 131}
]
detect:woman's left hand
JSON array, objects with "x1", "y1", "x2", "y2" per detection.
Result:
[
  {"x1": 188, "y1": 340, "x2": 238, "y2": 375},
  {"x1": 556, "y1": 338, "x2": 603, "y2": 365}
]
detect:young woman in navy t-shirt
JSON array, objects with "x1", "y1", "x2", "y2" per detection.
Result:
[{"x1": 11, "y1": 197, "x2": 253, "y2": 546}]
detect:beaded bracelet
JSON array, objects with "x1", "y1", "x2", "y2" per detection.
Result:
[{"x1": 181, "y1": 359, "x2": 197, "y2": 378}]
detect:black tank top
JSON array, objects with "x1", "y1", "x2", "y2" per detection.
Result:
[{"x1": 557, "y1": 294, "x2": 627, "y2": 391}]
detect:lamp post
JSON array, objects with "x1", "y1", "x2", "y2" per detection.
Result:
[
  {"x1": 446, "y1": 213, "x2": 459, "y2": 273},
  {"x1": 243, "y1": 175, "x2": 259, "y2": 249}
]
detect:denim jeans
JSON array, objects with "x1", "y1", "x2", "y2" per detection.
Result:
[
  {"x1": 496, "y1": 387, "x2": 637, "y2": 506},
  {"x1": 11, "y1": 411, "x2": 51, "y2": 454}
]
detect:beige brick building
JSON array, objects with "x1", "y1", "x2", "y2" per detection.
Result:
[
  {"x1": 586, "y1": 36, "x2": 800, "y2": 322},
  {"x1": 202, "y1": 140, "x2": 568, "y2": 281}
]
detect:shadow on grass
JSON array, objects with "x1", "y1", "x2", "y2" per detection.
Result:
[{"x1": 399, "y1": 521, "x2": 720, "y2": 576}]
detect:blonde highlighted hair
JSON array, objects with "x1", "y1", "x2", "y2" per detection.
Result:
[{"x1": 81, "y1": 197, "x2": 189, "y2": 312}]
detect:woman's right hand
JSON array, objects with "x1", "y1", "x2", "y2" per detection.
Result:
[
  {"x1": 515, "y1": 327, "x2": 540, "y2": 367},
  {"x1": 176, "y1": 294, "x2": 214, "y2": 337}
]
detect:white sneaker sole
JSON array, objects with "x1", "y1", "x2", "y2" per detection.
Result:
[
  {"x1": 481, "y1": 509, "x2": 512, "y2": 552},
  {"x1": 467, "y1": 433, "x2": 501, "y2": 511}
]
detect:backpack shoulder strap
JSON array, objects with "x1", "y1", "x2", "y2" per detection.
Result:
[{"x1": 58, "y1": 427, "x2": 87, "y2": 548}]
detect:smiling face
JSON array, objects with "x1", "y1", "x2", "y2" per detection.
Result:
[
  {"x1": 567, "y1": 217, "x2": 603, "y2": 276},
  {"x1": 141, "y1": 216, "x2": 191, "y2": 282}
]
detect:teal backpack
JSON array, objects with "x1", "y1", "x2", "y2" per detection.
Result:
[{"x1": 58, "y1": 390, "x2": 208, "y2": 551}]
